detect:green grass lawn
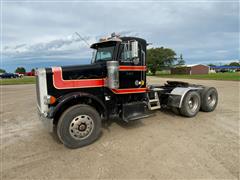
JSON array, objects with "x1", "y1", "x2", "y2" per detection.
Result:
[
  {"x1": 0, "y1": 72, "x2": 239, "y2": 85},
  {"x1": 0, "y1": 76, "x2": 36, "y2": 85},
  {"x1": 153, "y1": 72, "x2": 240, "y2": 81}
]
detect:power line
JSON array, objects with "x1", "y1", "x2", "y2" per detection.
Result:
[{"x1": 75, "y1": 32, "x2": 90, "y2": 46}]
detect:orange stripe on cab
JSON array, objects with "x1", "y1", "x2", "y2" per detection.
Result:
[
  {"x1": 119, "y1": 66, "x2": 146, "y2": 71},
  {"x1": 111, "y1": 88, "x2": 147, "y2": 94},
  {"x1": 52, "y1": 67, "x2": 105, "y2": 89},
  {"x1": 52, "y1": 67, "x2": 147, "y2": 93}
]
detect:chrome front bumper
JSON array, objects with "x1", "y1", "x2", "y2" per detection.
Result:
[{"x1": 37, "y1": 108, "x2": 53, "y2": 132}]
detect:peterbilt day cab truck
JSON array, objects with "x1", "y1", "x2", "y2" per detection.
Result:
[{"x1": 36, "y1": 34, "x2": 218, "y2": 148}]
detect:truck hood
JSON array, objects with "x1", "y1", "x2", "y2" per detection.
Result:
[{"x1": 56, "y1": 62, "x2": 107, "y2": 80}]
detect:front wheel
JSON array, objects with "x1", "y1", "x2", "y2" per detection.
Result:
[
  {"x1": 180, "y1": 91, "x2": 201, "y2": 117},
  {"x1": 57, "y1": 104, "x2": 101, "y2": 148}
]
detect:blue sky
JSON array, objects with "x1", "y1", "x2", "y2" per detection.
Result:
[{"x1": 1, "y1": 0, "x2": 239, "y2": 72}]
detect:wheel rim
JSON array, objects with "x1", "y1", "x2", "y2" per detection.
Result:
[
  {"x1": 188, "y1": 96, "x2": 199, "y2": 112},
  {"x1": 207, "y1": 92, "x2": 217, "y2": 107},
  {"x1": 69, "y1": 115, "x2": 94, "y2": 140}
]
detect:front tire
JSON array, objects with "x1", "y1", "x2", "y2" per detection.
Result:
[
  {"x1": 180, "y1": 91, "x2": 201, "y2": 117},
  {"x1": 57, "y1": 104, "x2": 101, "y2": 148}
]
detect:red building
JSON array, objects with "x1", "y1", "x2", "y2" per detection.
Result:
[
  {"x1": 25, "y1": 72, "x2": 35, "y2": 76},
  {"x1": 171, "y1": 64, "x2": 209, "y2": 75}
]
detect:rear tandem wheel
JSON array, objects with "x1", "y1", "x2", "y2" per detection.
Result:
[
  {"x1": 200, "y1": 87, "x2": 218, "y2": 112},
  {"x1": 179, "y1": 91, "x2": 201, "y2": 117}
]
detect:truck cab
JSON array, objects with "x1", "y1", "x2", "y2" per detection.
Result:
[{"x1": 36, "y1": 34, "x2": 218, "y2": 148}]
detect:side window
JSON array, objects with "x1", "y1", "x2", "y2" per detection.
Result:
[
  {"x1": 119, "y1": 43, "x2": 133, "y2": 61},
  {"x1": 119, "y1": 42, "x2": 141, "y2": 65}
]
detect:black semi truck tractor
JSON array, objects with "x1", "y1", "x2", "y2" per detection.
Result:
[{"x1": 36, "y1": 34, "x2": 218, "y2": 148}]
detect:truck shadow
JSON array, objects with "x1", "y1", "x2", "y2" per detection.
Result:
[
  {"x1": 102, "y1": 107, "x2": 184, "y2": 131},
  {"x1": 49, "y1": 108, "x2": 183, "y2": 144},
  {"x1": 158, "y1": 107, "x2": 197, "y2": 119},
  {"x1": 50, "y1": 126, "x2": 62, "y2": 144},
  {"x1": 159, "y1": 108, "x2": 180, "y2": 116},
  {"x1": 102, "y1": 117, "x2": 146, "y2": 131}
]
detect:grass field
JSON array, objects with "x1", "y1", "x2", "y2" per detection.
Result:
[
  {"x1": 0, "y1": 76, "x2": 36, "y2": 85},
  {"x1": 0, "y1": 72, "x2": 239, "y2": 85},
  {"x1": 153, "y1": 72, "x2": 240, "y2": 81}
]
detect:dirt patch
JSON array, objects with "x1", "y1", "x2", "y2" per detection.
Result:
[{"x1": 1, "y1": 77, "x2": 239, "y2": 179}]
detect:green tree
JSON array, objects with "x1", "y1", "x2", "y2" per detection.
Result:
[
  {"x1": 207, "y1": 63, "x2": 216, "y2": 67},
  {"x1": 31, "y1": 68, "x2": 35, "y2": 74},
  {"x1": 176, "y1": 54, "x2": 185, "y2": 65},
  {"x1": 147, "y1": 47, "x2": 176, "y2": 75},
  {"x1": 0, "y1": 68, "x2": 6, "y2": 73},
  {"x1": 229, "y1": 62, "x2": 240, "y2": 66},
  {"x1": 15, "y1": 67, "x2": 26, "y2": 74}
]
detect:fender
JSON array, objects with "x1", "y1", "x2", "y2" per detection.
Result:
[
  {"x1": 49, "y1": 92, "x2": 107, "y2": 119},
  {"x1": 168, "y1": 87, "x2": 203, "y2": 108}
]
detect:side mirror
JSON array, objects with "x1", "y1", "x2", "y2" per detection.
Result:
[
  {"x1": 91, "y1": 50, "x2": 96, "y2": 64},
  {"x1": 131, "y1": 41, "x2": 138, "y2": 58}
]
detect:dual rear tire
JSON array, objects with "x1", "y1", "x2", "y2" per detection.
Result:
[
  {"x1": 172, "y1": 87, "x2": 218, "y2": 117},
  {"x1": 179, "y1": 91, "x2": 201, "y2": 117},
  {"x1": 200, "y1": 87, "x2": 218, "y2": 112}
]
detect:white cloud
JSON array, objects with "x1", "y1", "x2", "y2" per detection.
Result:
[
  {"x1": 3, "y1": 33, "x2": 97, "y2": 58},
  {"x1": 2, "y1": 1, "x2": 239, "y2": 71}
]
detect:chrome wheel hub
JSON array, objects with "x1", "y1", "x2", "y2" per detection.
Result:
[
  {"x1": 188, "y1": 97, "x2": 198, "y2": 112},
  {"x1": 207, "y1": 93, "x2": 216, "y2": 107},
  {"x1": 69, "y1": 115, "x2": 94, "y2": 140}
]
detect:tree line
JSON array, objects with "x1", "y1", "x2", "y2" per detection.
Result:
[
  {"x1": 147, "y1": 47, "x2": 185, "y2": 75},
  {"x1": 208, "y1": 62, "x2": 240, "y2": 67},
  {"x1": 146, "y1": 47, "x2": 239, "y2": 75},
  {"x1": 0, "y1": 67, "x2": 35, "y2": 74}
]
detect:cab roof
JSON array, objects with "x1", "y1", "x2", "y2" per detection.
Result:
[
  {"x1": 90, "y1": 36, "x2": 147, "y2": 49},
  {"x1": 90, "y1": 40, "x2": 119, "y2": 49}
]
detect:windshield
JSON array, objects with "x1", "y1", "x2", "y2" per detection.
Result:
[{"x1": 94, "y1": 46, "x2": 115, "y2": 62}]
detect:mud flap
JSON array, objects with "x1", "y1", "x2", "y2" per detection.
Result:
[{"x1": 168, "y1": 94, "x2": 182, "y2": 108}]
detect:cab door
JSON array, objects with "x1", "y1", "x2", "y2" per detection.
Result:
[{"x1": 117, "y1": 41, "x2": 146, "y2": 90}]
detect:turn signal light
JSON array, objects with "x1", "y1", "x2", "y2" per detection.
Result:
[
  {"x1": 44, "y1": 95, "x2": 56, "y2": 105},
  {"x1": 49, "y1": 96, "x2": 56, "y2": 104}
]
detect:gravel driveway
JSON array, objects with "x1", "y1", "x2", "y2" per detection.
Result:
[{"x1": 1, "y1": 77, "x2": 239, "y2": 179}]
